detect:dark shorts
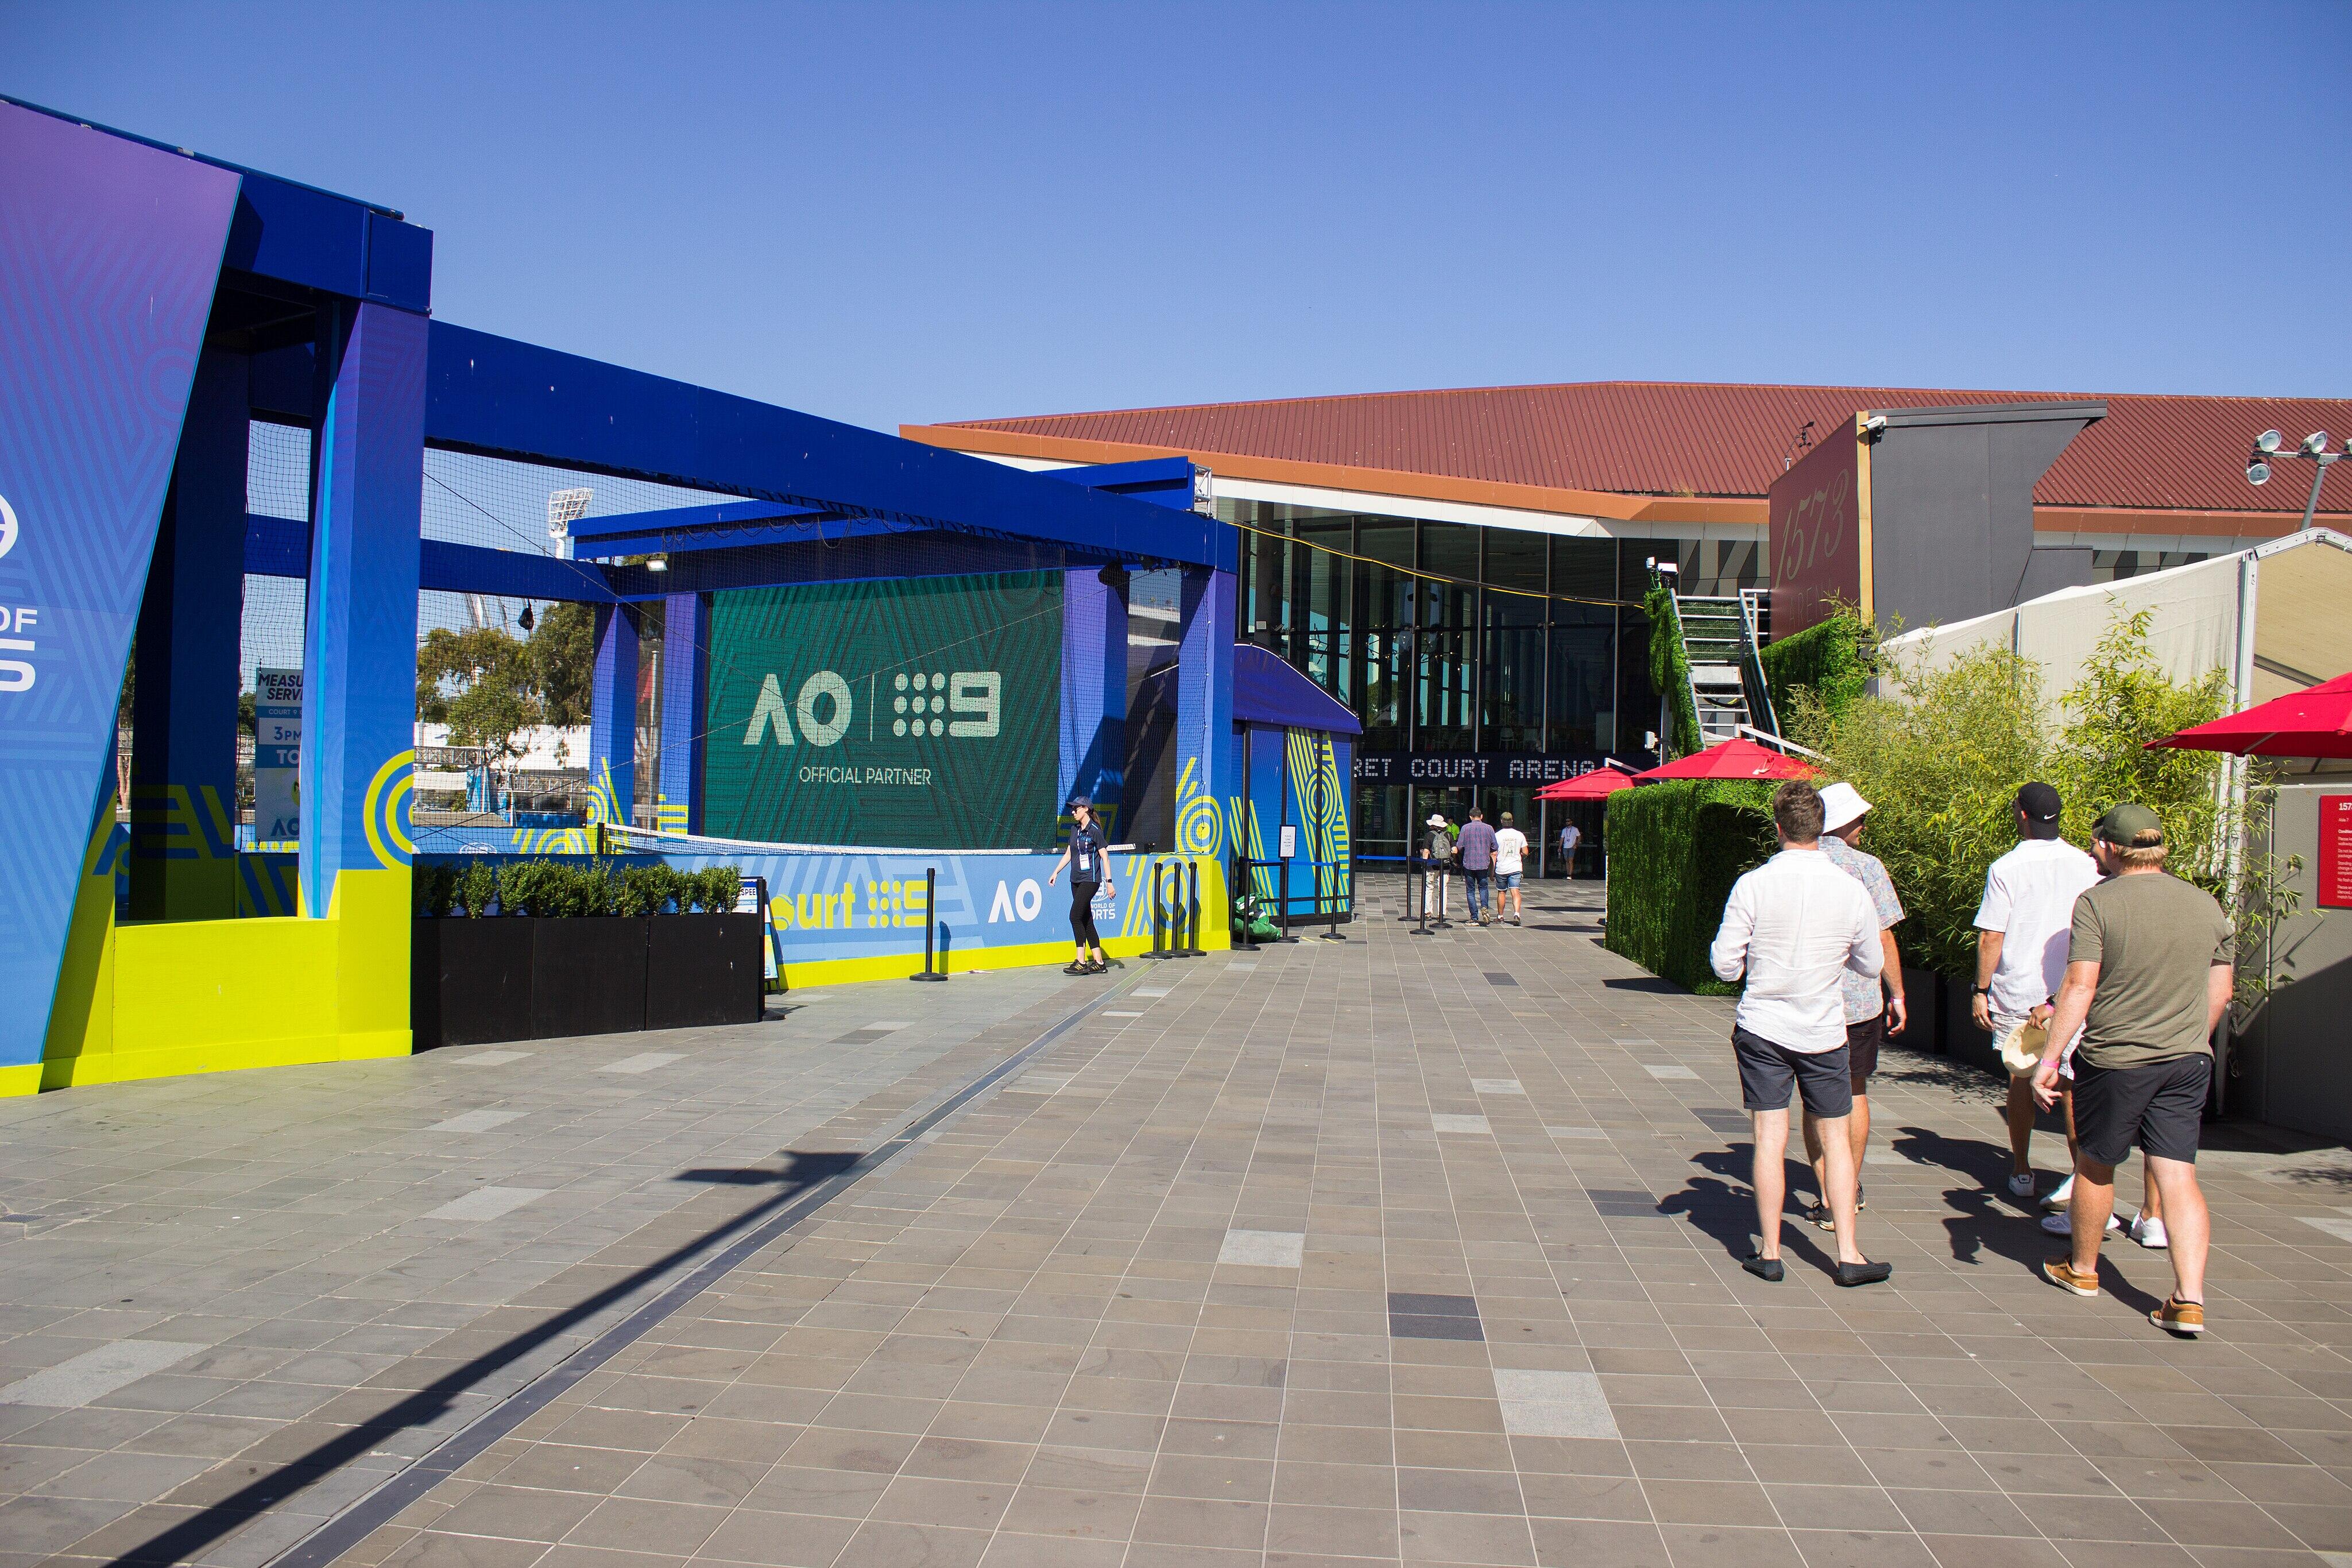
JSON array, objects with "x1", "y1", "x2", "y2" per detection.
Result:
[
  {"x1": 1732, "y1": 1025, "x2": 1854, "y2": 1118},
  {"x1": 2072, "y1": 1052, "x2": 2210, "y2": 1167},
  {"x1": 1845, "y1": 1013, "x2": 1884, "y2": 1094}
]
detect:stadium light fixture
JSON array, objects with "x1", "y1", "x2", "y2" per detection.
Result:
[
  {"x1": 646, "y1": 553, "x2": 669, "y2": 573},
  {"x1": 547, "y1": 487, "x2": 593, "y2": 539},
  {"x1": 2245, "y1": 429, "x2": 2342, "y2": 531}
]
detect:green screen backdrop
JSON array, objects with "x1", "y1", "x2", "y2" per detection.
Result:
[{"x1": 705, "y1": 571, "x2": 1063, "y2": 848}]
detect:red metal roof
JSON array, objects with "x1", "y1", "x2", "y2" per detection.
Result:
[{"x1": 930, "y1": 381, "x2": 2352, "y2": 516}]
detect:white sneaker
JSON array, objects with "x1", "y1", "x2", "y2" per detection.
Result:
[
  {"x1": 2130, "y1": 1214, "x2": 2169, "y2": 1250},
  {"x1": 2040, "y1": 1209, "x2": 2122, "y2": 1236},
  {"x1": 2042, "y1": 1174, "x2": 2076, "y2": 1211},
  {"x1": 2006, "y1": 1172, "x2": 2037, "y2": 1199}
]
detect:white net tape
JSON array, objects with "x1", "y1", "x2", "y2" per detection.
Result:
[{"x1": 605, "y1": 824, "x2": 1042, "y2": 858}]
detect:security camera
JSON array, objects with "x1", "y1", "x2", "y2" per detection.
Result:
[{"x1": 1862, "y1": 415, "x2": 1889, "y2": 435}]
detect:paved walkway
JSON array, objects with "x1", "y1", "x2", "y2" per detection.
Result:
[{"x1": 6, "y1": 878, "x2": 2352, "y2": 1568}]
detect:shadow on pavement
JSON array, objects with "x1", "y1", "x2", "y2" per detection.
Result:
[{"x1": 113, "y1": 1149, "x2": 864, "y2": 1567}]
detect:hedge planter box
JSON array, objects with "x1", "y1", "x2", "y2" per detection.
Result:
[{"x1": 412, "y1": 915, "x2": 763, "y2": 1051}]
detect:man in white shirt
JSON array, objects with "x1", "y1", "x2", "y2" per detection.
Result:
[
  {"x1": 1711, "y1": 781, "x2": 1891, "y2": 1287},
  {"x1": 1493, "y1": 812, "x2": 1530, "y2": 925},
  {"x1": 1559, "y1": 820, "x2": 1582, "y2": 878},
  {"x1": 1974, "y1": 782, "x2": 2102, "y2": 1209}
]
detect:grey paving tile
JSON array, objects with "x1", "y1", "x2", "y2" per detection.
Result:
[{"x1": 0, "y1": 1341, "x2": 206, "y2": 1409}]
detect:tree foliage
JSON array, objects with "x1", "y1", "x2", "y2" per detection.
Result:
[
  {"x1": 415, "y1": 603, "x2": 597, "y2": 758},
  {"x1": 1801, "y1": 611, "x2": 2290, "y2": 1013}
]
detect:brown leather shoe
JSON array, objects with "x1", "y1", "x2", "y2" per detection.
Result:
[
  {"x1": 2042, "y1": 1256, "x2": 2099, "y2": 1297},
  {"x1": 2151, "y1": 1295, "x2": 2206, "y2": 1335}
]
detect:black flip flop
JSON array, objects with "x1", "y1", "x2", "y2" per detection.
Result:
[{"x1": 1743, "y1": 1253, "x2": 1784, "y2": 1283}]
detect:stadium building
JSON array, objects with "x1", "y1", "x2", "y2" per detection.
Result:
[{"x1": 908, "y1": 385, "x2": 2352, "y2": 864}]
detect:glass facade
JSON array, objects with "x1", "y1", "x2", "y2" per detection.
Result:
[{"x1": 1224, "y1": 500, "x2": 1761, "y2": 866}]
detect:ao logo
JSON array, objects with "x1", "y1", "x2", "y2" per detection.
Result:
[
  {"x1": 741, "y1": 671, "x2": 856, "y2": 748},
  {"x1": 0, "y1": 491, "x2": 17, "y2": 560},
  {"x1": 742, "y1": 668, "x2": 1004, "y2": 748},
  {"x1": 987, "y1": 878, "x2": 1045, "y2": 923}
]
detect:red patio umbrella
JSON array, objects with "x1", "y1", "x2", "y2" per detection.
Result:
[
  {"x1": 2146, "y1": 671, "x2": 2352, "y2": 760},
  {"x1": 1634, "y1": 737, "x2": 1817, "y2": 782},
  {"x1": 1535, "y1": 767, "x2": 1634, "y2": 801}
]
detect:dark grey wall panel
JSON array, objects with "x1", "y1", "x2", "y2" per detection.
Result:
[{"x1": 1865, "y1": 401, "x2": 2103, "y2": 632}]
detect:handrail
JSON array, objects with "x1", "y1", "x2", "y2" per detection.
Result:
[
  {"x1": 1736, "y1": 724, "x2": 1825, "y2": 760},
  {"x1": 1738, "y1": 594, "x2": 1781, "y2": 739}
]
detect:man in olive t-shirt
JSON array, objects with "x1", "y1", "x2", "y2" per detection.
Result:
[{"x1": 2032, "y1": 804, "x2": 2233, "y2": 1335}]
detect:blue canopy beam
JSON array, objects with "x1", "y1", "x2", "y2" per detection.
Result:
[
  {"x1": 423, "y1": 323, "x2": 1235, "y2": 572},
  {"x1": 243, "y1": 514, "x2": 618, "y2": 604}
]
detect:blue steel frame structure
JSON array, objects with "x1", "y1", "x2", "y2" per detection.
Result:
[{"x1": 1, "y1": 95, "x2": 1241, "y2": 1093}]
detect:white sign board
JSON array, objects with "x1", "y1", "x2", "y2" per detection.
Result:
[
  {"x1": 1278, "y1": 824, "x2": 1298, "y2": 860},
  {"x1": 253, "y1": 667, "x2": 301, "y2": 843}
]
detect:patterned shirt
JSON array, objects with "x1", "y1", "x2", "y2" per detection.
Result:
[{"x1": 1822, "y1": 837, "x2": 1904, "y2": 1024}]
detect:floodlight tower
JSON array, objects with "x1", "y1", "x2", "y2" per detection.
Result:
[
  {"x1": 2244, "y1": 429, "x2": 2343, "y2": 532},
  {"x1": 524, "y1": 487, "x2": 597, "y2": 633},
  {"x1": 546, "y1": 487, "x2": 593, "y2": 557}
]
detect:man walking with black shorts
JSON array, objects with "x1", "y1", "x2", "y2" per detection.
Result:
[
  {"x1": 1804, "y1": 783, "x2": 1906, "y2": 1229},
  {"x1": 1046, "y1": 794, "x2": 1115, "y2": 975},
  {"x1": 1711, "y1": 781, "x2": 1892, "y2": 1287},
  {"x1": 2036, "y1": 804, "x2": 2233, "y2": 1335}
]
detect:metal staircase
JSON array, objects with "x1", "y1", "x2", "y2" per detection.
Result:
[{"x1": 1674, "y1": 593, "x2": 1780, "y2": 746}]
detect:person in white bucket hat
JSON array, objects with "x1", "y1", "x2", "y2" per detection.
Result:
[
  {"x1": 1800, "y1": 782, "x2": 1908, "y2": 1229},
  {"x1": 1421, "y1": 813, "x2": 1454, "y2": 924}
]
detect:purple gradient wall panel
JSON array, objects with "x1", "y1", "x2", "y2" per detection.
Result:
[{"x1": 0, "y1": 103, "x2": 240, "y2": 1070}]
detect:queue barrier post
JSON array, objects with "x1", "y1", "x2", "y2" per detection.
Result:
[
  {"x1": 1275, "y1": 853, "x2": 1299, "y2": 943},
  {"x1": 1231, "y1": 854, "x2": 1259, "y2": 953},
  {"x1": 909, "y1": 865, "x2": 946, "y2": 982},
  {"x1": 1146, "y1": 861, "x2": 1173, "y2": 961},
  {"x1": 1320, "y1": 861, "x2": 1345, "y2": 940},
  {"x1": 1172, "y1": 859, "x2": 1204, "y2": 958}
]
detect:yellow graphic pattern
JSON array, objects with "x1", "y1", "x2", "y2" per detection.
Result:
[
  {"x1": 1174, "y1": 756, "x2": 1223, "y2": 858},
  {"x1": 363, "y1": 751, "x2": 415, "y2": 870},
  {"x1": 1286, "y1": 729, "x2": 1352, "y2": 908}
]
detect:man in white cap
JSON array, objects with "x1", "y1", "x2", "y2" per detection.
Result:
[{"x1": 1803, "y1": 781, "x2": 1907, "y2": 1228}]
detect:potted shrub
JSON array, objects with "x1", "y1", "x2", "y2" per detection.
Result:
[{"x1": 411, "y1": 859, "x2": 761, "y2": 1050}]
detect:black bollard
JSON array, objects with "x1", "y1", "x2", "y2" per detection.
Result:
[
  {"x1": 1320, "y1": 861, "x2": 1346, "y2": 940},
  {"x1": 1172, "y1": 859, "x2": 1205, "y2": 958},
  {"x1": 909, "y1": 865, "x2": 946, "y2": 981},
  {"x1": 1232, "y1": 856, "x2": 1259, "y2": 953},
  {"x1": 1146, "y1": 861, "x2": 1173, "y2": 961}
]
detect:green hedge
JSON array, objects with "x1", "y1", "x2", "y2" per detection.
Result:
[
  {"x1": 1759, "y1": 606, "x2": 1876, "y2": 731},
  {"x1": 1603, "y1": 780, "x2": 1775, "y2": 994},
  {"x1": 1642, "y1": 580, "x2": 1702, "y2": 758},
  {"x1": 415, "y1": 860, "x2": 741, "y2": 918}
]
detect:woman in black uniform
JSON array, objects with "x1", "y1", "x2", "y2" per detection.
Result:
[{"x1": 1046, "y1": 794, "x2": 1115, "y2": 974}]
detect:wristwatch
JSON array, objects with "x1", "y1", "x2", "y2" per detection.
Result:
[{"x1": 1971, "y1": 984, "x2": 1991, "y2": 996}]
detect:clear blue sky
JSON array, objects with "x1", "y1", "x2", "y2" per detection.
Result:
[{"x1": 8, "y1": 2, "x2": 2346, "y2": 435}]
